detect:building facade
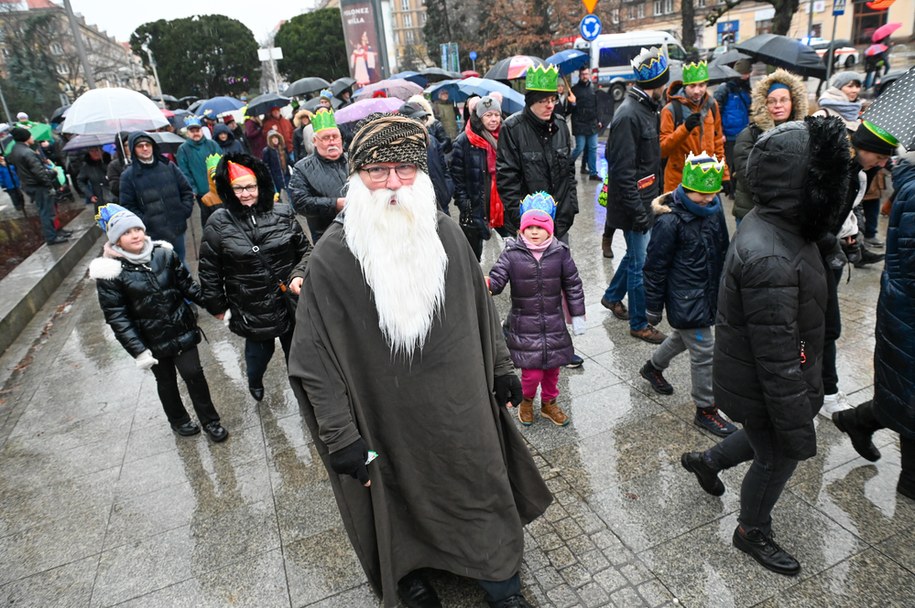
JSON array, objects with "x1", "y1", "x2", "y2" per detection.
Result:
[{"x1": 391, "y1": 0, "x2": 428, "y2": 71}]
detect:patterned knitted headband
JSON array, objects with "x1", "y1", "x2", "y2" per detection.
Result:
[{"x1": 348, "y1": 113, "x2": 428, "y2": 174}]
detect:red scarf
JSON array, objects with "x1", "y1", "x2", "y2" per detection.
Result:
[{"x1": 465, "y1": 121, "x2": 504, "y2": 228}]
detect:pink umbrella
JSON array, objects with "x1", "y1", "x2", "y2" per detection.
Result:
[
  {"x1": 352, "y1": 79, "x2": 424, "y2": 101},
  {"x1": 160, "y1": 108, "x2": 175, "y2": 118},
  {"x1": 333, "y1": 97, "x2": 403, "y2": 124},
  {"x1": 461, "y1": 70, "x2": 480, "y2": 78},
  {"x1": 866, "y1": 43, "x2": 889, "y2": 56},
  {"x1": 872, "y1": 22, "x2": 901, "y2": 42}
]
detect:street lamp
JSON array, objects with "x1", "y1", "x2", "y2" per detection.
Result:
[{"x1": 141, "y1": 42, "x2": 164, "y2": 106}]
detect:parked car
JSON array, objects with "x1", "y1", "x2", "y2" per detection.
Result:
[{"x1": 803, "y1": 37, "x2": 859, "y2": 69}]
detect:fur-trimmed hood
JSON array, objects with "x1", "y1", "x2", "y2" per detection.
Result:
[
  {"x1": 407, "y1": 94, "x2": 436, "y2": 127},
  {"x1": 89, "y1": 240, "x2": 173, "y2": 280},
  {"x1": 749, "y1": 69, "x2": 809, "y2": 133},
  {"x1": 746, "y1": 116, "x2": 850, "y2": 241},
  {"x1": 293, "y1": 109, "x2": 312, "y2": 128},
  {"x1": 651, "y1": 192, "x2": 674, "y2": 215},
  {"x1": 213, "y1": 152, "x2": 276, "y2": 214}
]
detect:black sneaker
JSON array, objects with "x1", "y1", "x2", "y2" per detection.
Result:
[
  {"x1": 566, "y1": 353, "x2": 584, "y2": 368},
  {"x1": 639, "y1": 360, "x2": 673, "y2": 395},
  {"x1": 203, "y1": 421, "x2": 229, "y2": 442},
  {"x1": 854, "y1": 247, "x2": 885, "y2": 268},
  {"x1": 680, "y1": 452, "x2": 724, "y2": 496},
  {"x1": 694, "y1": 407, "x2": 737, "y2": 437},
  {"x1": 732, "y1": 526, "x2": 801, "y2": 576},
  {"x1": 171, "y1": 420, "x2": 200, "y2": 436}
]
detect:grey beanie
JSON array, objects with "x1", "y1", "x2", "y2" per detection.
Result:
[
  {"x1": 106, "y1": 209, "x2": 146, "y2": 245},
  {"x1": 475, "y1": 95, "x2": 502, "y2": 118},
  {"x1": 830, "y1": 71, "x2": 862, "y2": 90}
]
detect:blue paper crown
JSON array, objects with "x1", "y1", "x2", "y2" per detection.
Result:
[
  {"x1": 319, "y1": 89, "x2": 334, "y2": 100},
  {"x1": 631, "y1": 47, "x2": 669, "y2": 82},
  {"x1": 95, "y1": 203, "x2": 128, "y2": 232},
  {"x1": 184, "y1": 116, "x2": 203, "y2": 128},
  {"x1": 520, "y1": 191, "x2": 556, "y2": 220}
]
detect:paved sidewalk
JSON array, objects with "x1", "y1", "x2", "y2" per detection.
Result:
[{"x1": 0, "y1": 176, "x2": 912, "y2": 607}]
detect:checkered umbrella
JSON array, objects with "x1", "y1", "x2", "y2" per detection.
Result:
[{"x1": 862, "y1": 66, "x2": 915, "y2": 150}]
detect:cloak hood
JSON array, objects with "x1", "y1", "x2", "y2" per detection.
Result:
[
  {"x1": 127, "y1": 131, "x2": 161, "y2": 166},
  {"x1": 293, "y1": 109, "x2": 312, "y2": 128},
  {"x1": 214, "y1": 152, "x2": 276, "y2": 214},
  {"x1": 214, "y1": 123, "x2": 235, "y2": 142},
  {"x1": 746, "y1": 116, "x2": 850, "y2": 241},
  {"x1": 664, "y1": 80, "x2": 707, "y2": 111},
  {"x1": 749, "y1": 69, "x2": 809, "y2": 133}
]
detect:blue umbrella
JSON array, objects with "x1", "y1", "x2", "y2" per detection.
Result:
[
  {"x1": 390, "y1": 71, "x2": 428, "y2": 87},
  {"x1": 194, "y1": 96, "x2": 244, "y2": 118},
  {"x1": 545, "y1": 49, "x2": 590, "y2": 76},
  {"x1": 426, "y1": 77, "x2": 525, "y2": 114}
]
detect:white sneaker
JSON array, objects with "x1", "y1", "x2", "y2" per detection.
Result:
[{"x1": 818, "y1": 391, "x2": 851, "y2": 418}]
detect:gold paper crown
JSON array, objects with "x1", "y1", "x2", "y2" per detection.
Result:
[
  {"x1": 525, "y1": 64, "x2": 559, "y2": 92},
  {"x1": 312, "y1": 108, "x2": 337, "y2": 133},
  {"x1": 682, "y1": 61, "x2": 709, "y2": 85},
  {"x1": 681, "y1": 151, "x2": 724, "y2": 193}
]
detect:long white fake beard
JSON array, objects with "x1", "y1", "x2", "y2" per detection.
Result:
[{"x1": 343, "y1": 171, "x2": 448, "y2": 357}]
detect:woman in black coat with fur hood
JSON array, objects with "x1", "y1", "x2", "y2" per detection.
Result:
[{"x1": 198, "y1": 153, "x2": 310, "y2": 402}]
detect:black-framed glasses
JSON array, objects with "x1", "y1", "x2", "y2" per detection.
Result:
[
  {"x1": 232, "y1": 184, "x2": 258, "y2": 194},
  {"x1": 360, "y1": 164, "x2": 417, "y2": 183}
]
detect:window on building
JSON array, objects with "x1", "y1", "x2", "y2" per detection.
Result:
[
  {"x1": 56, "y1": 63, "x2": 69, "y2": 75},
  {"x1": 653, "y1": 0, "x2": 662, "y2": 15},
  {"x1": 756, "y1": 18, "x2": 773, "y2": 35},
  {"x1": 663, "y1": 0, "x2": 674, "y2": 13},
  {"x1": 50, "y1": 41, "x2": 64, "y2": 55},
  {"x1": 697, "y1": 0, "x2": 706, "y2": 6},
  {"x1": 611, "y1": 9, "x2": 619, "y2": 24},
  {"x1": 637, "y1": 5, "x2": 645, "y2": 18},
  {"x1": 406, "y1": 30, "x2": 415, "y2": 44},
  {"x1": 402, "y1": 0, "x2": 410, "y2": 10},
  {"x1": 405, "y1": 13, "x2": 413, "y2": 27}
]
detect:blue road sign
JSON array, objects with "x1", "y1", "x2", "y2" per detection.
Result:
[
  {"x1": 580, "y1": 14, "x2": 601, "y2": 42},
  {"x1": 832, "y1": 0, "x2": 846, "y2": 15},
  {"x1": 469, "y1": 51, "x2": 478, "y2": 61}
]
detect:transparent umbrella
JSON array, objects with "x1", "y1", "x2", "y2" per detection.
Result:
[{"x1": 61, "y1": 88, "x2": 168, "y2": 134}]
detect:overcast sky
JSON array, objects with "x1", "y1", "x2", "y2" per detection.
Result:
[{"x1": 68, "y1": 0, "x2": 318, "y2": 42}]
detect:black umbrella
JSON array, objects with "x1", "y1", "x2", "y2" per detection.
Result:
[
  {"x1": 734, "y1": 34, "x2": 826, "y2": 78},
  {"x1": 709, "y1": 49, "x2": 751, "y2": 67},
  {"x1": 245, "y1": 93, "x2": 291, "y2": 117},
  {"x1": 419, "y1": 67, "x2": 462, "y2": 82},
  {"x1": 670, "y1": 63, "x2": 741, "y2": 85},
  {"x1": 152, "y1": 94, "x2": 179, "y2": 103},
  {"x1": 50, "y1": 105, "x2": 70, "y2": 123},
  {"x1": 283, "y1": 77, "x2": 331, "y2": 98},
  {"x1": 330, "y1": 77, "x2": 356, "y2": 97},
  {"x1": 148, "y1": 131, "x2": 187, "y2": 154},
  {"x1": 302, "y1": 96, "x2": 343, "y2": 112},
  {"x1": 177, "y1": 95, "x2": 199, "y2": 109},
  {"x1": 862, "y1": 66, "x2": 915, "y2": 150}
]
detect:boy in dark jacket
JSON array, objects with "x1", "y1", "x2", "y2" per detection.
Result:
[
  {"x1": 90, "y1": 204, "x2": 227, "y2": 442},
  {"x1": 641, "y1": 152, "x2": 734, "y2": 437},
  {"x1": 488, "y1": 193, "x2": 585, "y2": 427}
]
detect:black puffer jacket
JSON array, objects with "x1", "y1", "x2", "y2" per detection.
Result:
[
  {"x1": 604, "y1": 88, "x2": 662, "y2": 232},
  {"x1": 496, "y1": 108, "x2": 577, "y2": 237},
  {"x1": 119, "y1": 132, "x2": 195, "y2": 244},
  {"x1": 199, "y1": 153, "x2": 310, "y2": 340},
  {"x1": 451, "y1": 120, "x2": 493, "y2": 230},
  {"x1": 288, "y1": 151, "x2": 348, "y2": 242},
  {"x1": 7, "y1": 141, "x2": 56, "y2": 189},
  {"x1": 644, "y1": 188, "x2": 729, "y2": 329},
  {"x1": 570, "y1": 79, "x2": 599, "y2": 136},
  {"x1": 91, "y1": 241, "x2": 202, "y2": 358},
  {"x1": 714, "y1": 118, "x2": 850, "y2": 461}
]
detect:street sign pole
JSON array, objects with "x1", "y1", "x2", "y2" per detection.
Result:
[{"x1": 826, "y1": 0, "x2": 847, "y2": 82}]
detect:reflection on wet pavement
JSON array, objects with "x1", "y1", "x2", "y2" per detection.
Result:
[{"x1": 0, "y1": 173, "x2": 911, "y2": 607}]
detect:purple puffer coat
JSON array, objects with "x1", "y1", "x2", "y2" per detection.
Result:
[{"x1": 489, "y1": 237, "x2": 585, "y2": 369}]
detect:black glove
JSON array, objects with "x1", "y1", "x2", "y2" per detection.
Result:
[
  {"x1": 631, "y1": 213, "x2": 651, "y2": 234},
  {"x1": 459, "y1": 206, "x2": 473, "y2": 227},
  {"x1": 328, "y1": 437, "x2": 370, "y2": 484},
  {"x1": 494, "y1": 373, "x2": 523, "y2": 407},
  {"x1": 646, "y1": 310, "x2": 662, "y2": 326},
  {"x1": 684, "y1": 112, "x2": 702, "y2": 131}
]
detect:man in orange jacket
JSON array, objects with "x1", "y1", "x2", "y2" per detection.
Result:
[{"x1": 660, "y1": 61, "x2": 729, "y2": 193}]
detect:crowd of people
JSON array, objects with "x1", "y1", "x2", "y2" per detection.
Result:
[{"x1": 4, "y1": 49, "x2": 912, "y2": 608}]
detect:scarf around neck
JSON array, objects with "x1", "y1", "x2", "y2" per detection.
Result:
[
  {"x1": 108, "y1": 237, "x2": 154, "y2": 264},
  {"x1": 817, "y1": 87, "x2": 861, "y2": 122},
  {"x1": 465, "y1": 119, "x2": 504, "y2": 227},
  {"x1": 675, "y1": 185, "x2": 721, "y2": 217},
  {"x1": 520, "y1": 233, "x2": 553, "y2": 261}
]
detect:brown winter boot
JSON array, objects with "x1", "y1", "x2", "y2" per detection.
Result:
[
  {"x1": 518, "y1": 397, "x2": 534, "y2": 426},
  {"x1": 601, "y1": 231, "x2": 615, "y2": 258},
  {"x1": 540, "y1": 399, "x2": 570, "y2": 427}
]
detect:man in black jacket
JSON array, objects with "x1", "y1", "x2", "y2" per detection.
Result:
[
  {"x1": 7, "y1": 127, "x2": 69, "y2": 245},
  {"x1": 288, "y1": 109, "x2": 348, "y2": 243},
  {"x1": 600, "y1": 47, "x2": 668, "y2": 344},
  {"x1": 680, "y1": 117, "x2": 850, "y2": 577},
  {"x1": 570, "y1": 67, "x2": 601, "y2": 181},
  {"x1": 496, "y1": 64, "x2": 577, "y2": 240}
]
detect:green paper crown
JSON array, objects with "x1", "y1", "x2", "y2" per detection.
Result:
[
  {"x1": 682, "y1": 151, "x2": 724, "y2": 193},
  {"x1": 525, "y1": 64, "x2": 559, "y2": 92},
  {"x1": 682, "y1": 61, "x2": 709, "y2": 85},
  {"x1": 312, "y1": 108, "x2": 337, "y2": 133},
  {"x1": 205, "y1": 153, "x2": 222, "y2": 175},
  {"x1": 862, "y1": 120, "x2": 899, "y2": 147}
]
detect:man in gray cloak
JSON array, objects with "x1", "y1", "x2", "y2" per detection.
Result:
[{"x1": 288, "y1": 113, "x2": 552, "y2": 608}]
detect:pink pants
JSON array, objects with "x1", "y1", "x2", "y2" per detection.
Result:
[{"x1": 521, "y1": 367, "x2": 561, "y2": 402}]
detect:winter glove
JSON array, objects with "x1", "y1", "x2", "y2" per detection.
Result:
[
  {"x1": 494, "y1": 373, "x2": 523, "y2": 407},
  {"x1": 571, "y1": 316, "x2": 587, "y2": 336},
  {"x1": 631, "y1": 212, "x2": 651, "y2": 234},
  {"x1": 684, "y1": 112, "x2": 702, "y2": 131},
  {"x1": 646, "y1": 310, "x2": 663, "y2": 326},
  {"x1": 459, "y1": 205, "x2": 473, "y2": 227},
  {"x1": 135, "y1": 349, "x2": 158, "y2": 370},
  {"x1": 328, "y1": 437, "x2": 370, "y2": 485}
]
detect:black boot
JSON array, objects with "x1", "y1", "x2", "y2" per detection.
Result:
[
  {"x1": 681, "y1": 452, "x2": 724, "y2": 496},
  {"x1": 853, "y1": 245, "x2": 885, "y2": 268},
  {"x1": 832, "y1": 402, "x2": 881, "y2": 462},
  {"x1": 397, "y1": 571, "x2": 441, "y2": 608},
  {"x1": 732, "y1": 526, "x2": 801, "y2": 576},
  {"x1": 899, "y1": 436, "x2": 915, "y2": 500}
]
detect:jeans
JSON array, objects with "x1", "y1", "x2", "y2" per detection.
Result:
[
  {"x1": 521, "y1": 367, "x2": 561, "y2": 401},
  {"x1": 650, "y1": 326, "x2": 714, "y2": 408},
  {"x1": 478, "y1": 572, "x2": 521, "y2": 604},
  {"x1": 150, "y1": 346, "x2": 220, "y2": 426},
  {"x1": 25, "y1": 186, "x2": 59, "y2": 243},
  {"x1": 861, "y1": 199, "x2": 880, "y2": 239},
  {"x1": 172, "y1": 231, "x2": 187, "y2": 264},
  {"x1": 705, "y1": 427, "x2": 798, "y2": 534},
  {"x1": 572, "y1": 133, "x2": 599, "y2": 175},
  {"x1": 603, "y1": 228, "x2": 651, "y2": 330},
  {"x1": 244, "y1": 330, "x2": 293, "y2": 388}
]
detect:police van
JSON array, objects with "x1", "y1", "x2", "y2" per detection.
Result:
[{"x1": 574, "y1": 30, "x2": 688, "y2": 102}]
